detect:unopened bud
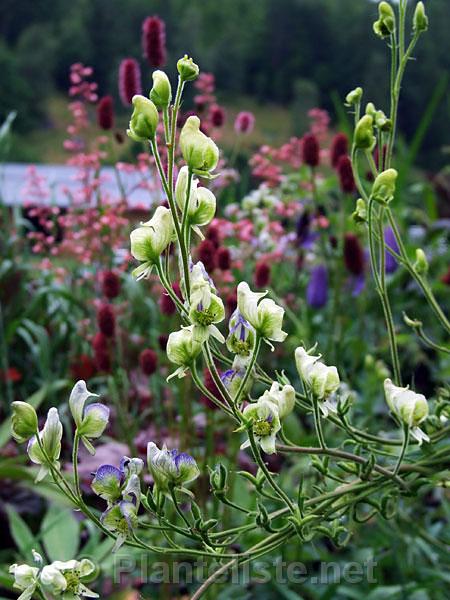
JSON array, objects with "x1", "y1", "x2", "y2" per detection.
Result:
[
  {"x1": 414, "y1": 248, "x2": 428, "y2": 275},
  {"x1": 371, "y1": 168, "x2": 398, "y2": 204},
  {"x1": 354, "y1": 115, "x2": 375, "y2": 150},
  {"x1": 150, "y1": 70, "x2": 172, "y2": 109},
  {"x1": 11, "y1": 402, "x2": 38, "y2": 443},
  {"x1": 373, "y1": 2, "x2": 396, "y2": 38},
  {"x1": 177, "y1": 55, "x2": 199, "y2": 82},
  {"x1": 352, "y1": 198, "x2": 367, "y2": 223},
  {"x1": 345, "y1": 87, "x2": 363, "y2": 106},
  {"x1": 413, "y1": 2, "x2": 428, "y2": 34}
]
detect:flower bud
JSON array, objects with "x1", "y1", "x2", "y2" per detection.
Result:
[
  {"x1": 337, "y1": 155, "x2": 355, "y2": 194},
  {"x1": 150, "y1": 70, "x2": 172, "y2": 109},
  {"x1": 177, "y1": 55, "x2": 199, "y2": 82},
  {"x1": 97, "y1": 96, "x2": 114, "y2": 130},
  {"x1": 343, "y1": 233, "x2": 365, "y2": 276},
  {"x1": 11, "y1": 402, "x2": 38, "y2": 443},
  {"x1": 365, "y1": 102, "x2": 377, "y2": 118},
  {"x1": 295, "y1": 347, "x2": 340, "y2": 401},
  {"x1": 384, "y1": 378, "x2": 429, "y2": 444},
  {"x1": 180, "y1": 116, "x2": 219, "y2": 175},
  {"x1": 166, "y1": 326, "x2": 203, "y2": 379},
  {"x1": 414, "y1": 248, "x2": 428, "y2": 275},
  {"x1": 373, "y1": 2, "x2": 396, "y2": 38},
  {"x1": 139, "y1": 348, "x2": 158, "y2": 376},
  {"x1": 130, "y1": 206, "x2": 174, "y2": 278},
  {"x1": 127, "y1": 95, "x2": 159, "y2": 141},
  {"x1": 345, "y1": 87, "x2": 363, "y2": 106},
  {"x1": 375, "y1": 110, "x2": 392, "y2": 132},
  {"x1": 413, "y1": 2, "x2": 428, "y2": 33},
  {"x1": 234, "y1": 111, "x2": 255, "y2": 134},
  {"x1": 237, "y1": 282, "x2": 287, "y2": 346},
  {"x1": 352, "y1": 198, "x2": 367, "y2": 223},
  {"x1": 371, "y1": 168, "x2": 398, "y2": 204},
  {"x1": 354, "y1": 115, "x2": 375, "y2": 150}
]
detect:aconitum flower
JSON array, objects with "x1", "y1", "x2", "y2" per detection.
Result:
[
  {"x1": 241, "y1": 398, "x2": 281, "y2": 454},
  {"x1": 189, "y1": 263, "x2": 225, "y2": 343},
  {"x1": 142, "y1": 16, "x2": 166, "y2": 68},
  {"x1": 147, "y1": 442, "x2": 200, "y2": 491},
  {"x1": 344, "y1": 233, "x2": 365, "y2": 276},
  {"x1": 337, "y1": 155, "x2": 356, "y2": 193},
  {"x1": 130, "y1": 206, "x2": 174, "y2": 279},
  {"x1": 330, "y1": 133, "x2": 348, "y2": 168},
  {"x1": 97, "y1": 96, "x2": 114, "y2": 130},
  {"x1": 101, "y1": 270, "x2": 120, "y2": 299},
  {"x1": 11, "y1": 401, "x2": 38, "y2": 443},
  {"x1": 118, "y1": 58, "x2": 142, "y2": 106},
  {"x1": 97, "y1": 304, "x2": 115, "y2": 338},
  {"x1": 259, "y1": 382, "x2": 295, "y2": 419},
  {"x1": 302, "y1": 133, "x2": 320, "y2": 167},
  {"x1": 9, "y1": 563, "x2": 38, "y2": 598},
  {"x1": 384, "y1": 226, "x2": 399, "y2": 273},
  {"x1": 40, "y1": 559, "x2": 98, "y2": 598},
  {"x1": 226, "y1": 309, "x2": 255, "y2": 356},
  {"x1": 384, "y1": 379, "x2": 429, "y2": 445},
  {"x1": 69, "y1": 380, "x2": 109, "y2": 452},
  {"x1": 307, "y1": 265, "x2": 328, "y2": 308},
  {"x1": 27, "y1": 407, "x2": 63, "y2": 481},
  {"x1": 180, "y1": 116, "x2": 219, "y2": 176},
  {"x1": 237, "y1": 282, "x2": 287, "y2": 347},
  {"x1": 166, "y1": 326, "x2": 203, "y2": 380},
  {"x1": 175, "y1": 166, "x2": 216, "y2": 236},
  {"x1": 254, "y1": 262, "x2": 271, "y2": 288},
  {"x1": 234, "y1": 111, "x2": 255, "y2": 135},
  {"x1": 295, "y1": 346, "x2": 340, "y2": 409},
  {"x1": 139, "y1": 348, "x2": 158, "y2": 376}
]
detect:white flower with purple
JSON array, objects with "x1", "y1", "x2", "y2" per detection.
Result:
[
  {"x1": 69, "y1": 380, "x2": 109, "y2": 454},
  {"x1": 147, "y1": 442, "x2": 200, "y2": 494},
  {"x1": 188, "y1": 262, "x2": 225, "y2": 343},
  {"x1": 27, "y1": 407, "x2": 63, "y2": 482},
  {"x1": 226, "y1": 309, "x2": 255, "y2": 356}
]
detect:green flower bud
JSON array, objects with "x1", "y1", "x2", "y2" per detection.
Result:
[
  {"x1": 150, "y1": 70, "x2": 172, "y2": 109},
  {"x1": 345, "y1": 86, "x2": 363, "y2": 106},
  {"x1": 371, "y1": 168, "x2": 398, "y2": 204},
  {"x1": 127, "y1": 95, "x2": 159, "y2": 141},
  {"x1": 11, "y1": 402, "x2": 38, "y2": 443},
  {"x1": 175, "y1": 166, "x2": 216, "y2": 230},
  {"x1": 352, "y1": 198, "x2": 367, "y2": 223},
  {"x1": 179, "y1": 116, "x2": 219, "y2": 175},
  {"x1": 403, "y1": 313, "x2": 422, "y2": 329},
  {"x1": 130, "y1": 206, "x2": 174, "y2": 278},
  {"x1": 166, "y1": 326, "x2": 203, "y2": 380},
  {"x1": 384, "y1": 378, "x2": 429, "y2": 444},
  {"x1": 177, "y1": 55, "x2": 200, "y2": 82},
  {"x1": 354, "y1": 115, "x2": 375, "y2": 150},
  {"x1": 413, "y1": 2, "x2": 428, "y2": 33},
  {"x1": 373, "y1": 2, "x2": 396, "y2": 38},
  {"x1": 414, "y1": 248, "x2": 428, "y2": 275},
  {"x1": 375, "y1": 110, "x2": 392, "y2": 132},
  {"x1": 365, "y1": 102, "x2": 377, "y2": 118}
]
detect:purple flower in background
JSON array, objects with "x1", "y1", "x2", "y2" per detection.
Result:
[
  {"x1": 384, "y1": 227, "x2": 399, "y2": 273},
  {"x1": 307, "y1": 265, "x2": 328, "y2": 308}
]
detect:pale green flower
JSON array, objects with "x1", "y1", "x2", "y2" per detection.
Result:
[
  {"x1": 127, "y1": 95, "x2": 159, "y2": 141},
  {"x1": 175, "y1": 166, "x2": 216, "y2": 236},
  {"x1": 237, "y1": 282, "x2": 287, "y2": 348},
  {"x1": 11, "y1": 402, "x2": 38, "y2": 443},
  {"x1": 130, "y1": 206, "x2": 174, "y2": 279},
  {"x1": 179, "y1": 116, "x2": 219, "y2": 176},
  {"x1": 295, "y1": 346, "x2": 340, "y2": 407},
  {"x1": 9, "y1": 563, "x2": 38, "y2": 600},
  {"x1": 150, "y1": 70, "x2": 172, "y2": 109},
  {"x1": 384, "y1": 379, "x2": 430, "y2": 445},
  {"x1": 166, "y1": 326, "x2": 203, "y2": 380},
  {"x1": 189, "y1": 262, "x2": 225, "y2": 343},
  {"x1": 242, "y1": 399, "x2": 281, "y2": 454},
  {"x1": 27, "y1": 407, "x2": 63, "y2": 482},
  {"x1": 371, "y1": 168, "x2": 398, "y2": 205},
  {"x1": 261, "y1": 382, "x2": 295, "y2": 419},
  {"x1": 69, "y1": 381, "x2": 109, "y2": 453},
  {"x1": 40, "y1": 559, "x2": 98, "y2": 599}
]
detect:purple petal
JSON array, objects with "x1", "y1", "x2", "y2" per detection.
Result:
[{"x1": 307, "y1": 265, "x2": 328, "y2": 308}]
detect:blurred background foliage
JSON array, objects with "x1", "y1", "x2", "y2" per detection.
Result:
[{"x1": 0, "y1": 0, "x2": 448, "y2": 167}]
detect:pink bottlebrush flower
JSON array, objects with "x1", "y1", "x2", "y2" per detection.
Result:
[
  {"x1": 344, "y1": 233, "x2": 365, "y2": 276},
  {"x1": 97, "y1": 96, "x2": 114, "y2": 130},
  {"x1": 139, "y1": 348, "x2": 158, "y2": 376},
  {"x1": 97, "y1": 304, "x2": 115, "y2": 338},
  {"x1": 210, "y1": 104, "x2": 226, "y2": 128},
  {"x1": 337, "y1": 155, "x2": 356, "y2": 194},
  {"x1": 216, "y1": 246, "x2": 231, "y2": 270},
  {"x1": 234, "y1": 111, "x2": 255, "y2": 134},
  {"x1": 142, "y1": 16, "x2": 167, "y2": 68},
  {"x1": 330, "y1": 133, "x2": 348, "y2": 168},
  {"x1": 101, "y1": 270, "x2": 121, "y2": 299},
  {"x1": 198, "y1": 239, "x2": 217, "y2": 273},
  {"x1": 302, "y1": 133, "x2": 320, "y2": 167},
  {"x1": 118, "y1": 58, "x2": 142, "y2": 106},
  {"x1": 254, "y1": 262, "x2": 271, "y2": 288}
]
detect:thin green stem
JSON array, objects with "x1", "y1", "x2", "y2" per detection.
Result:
[{"x1": 393, "y1": 423, "x2": 410, "y2": 476}]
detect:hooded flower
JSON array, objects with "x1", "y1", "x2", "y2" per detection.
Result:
[
  {"x1": 9, "y1": 563, "x2": 38, "y2": 600},
  {"x1": 260, "y1": 382, "x2": 295, "y2": 419},
  {"x1": 295, "y1": 347, "x2": 340, "y2": 408},
  {"x1": 237, "y1": 282, "x2": 287, "y2": 348},
  {"x1": 127, "y1": 95, "x2": 159, "y2": 141},
  {"x1": 40, "y1": 559, "x2": 98, "y2": 599},
  {"x1": 27, "y1": 408, "x2": 63, "y2": 482},
  {"x1": 179, "y1": 116, "x2": 219, "y2": 176},
  {"x1": 384, "y1": 379, "x2": 430, "y2": 445},
  {"x1": 226, "y1": 309, "x2": 255, "y2": 356},
  {"x1": 166, "y1": 326, "x2": 203, "y2": 380},
  {"x1": 69, "y1": 380, "x2": 109, "y2": 454},
  {"x1": 175, "y1": 166, "x2": 216, "y2": 237},
  {"x1": 242, "y1": 399, "x2": 281, "y2": 455},
  {"x1": 11, "y1": 402, "x2": 38, "y2": 443},
  {"x1": 147, "y1": 442, "x2": 200, "y2": 492},
  {"x1": 188, "y1": 262, "x2": 225, "y2": 343},
  {"x1": 130, "y1": 206, "x2": 174, "y2": 279}
]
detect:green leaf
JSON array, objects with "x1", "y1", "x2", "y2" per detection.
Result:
[
  {"x1": 41, "y1": 506, "x2": 80, "y2": 562},
  {"x1": 5, "y1": 505, "x2": 44, "y2": 559}
]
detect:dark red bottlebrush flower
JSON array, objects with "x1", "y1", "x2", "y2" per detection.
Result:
[
  {"x1": 159, "y1": 282, "x2": 182, "y2": 316},
  {"x1": 92, "y1": 332, "x2": 108, "y2": 353},
  {"x1": 139, "y1": 349, "x2": 158, "y2": 376},
  {"x1": 95, "y1": 350, "x2": 111, "y2": 372},
  {"x1": 216, "y1": 247, "x2": 231, "y2": 270},
  {"x1": 330, "y1": 133, "x2": 349, "y2": 168},
  {"x1": 337, "y1": 155, "x2": 356, "y2": 194},
  {"x1": 254, "y1": 262, "x2": 271, "y2": 288},
  {"x1": 226, "y1": 292, "x2": 237, "y2": 314},
  {"x1": 198, "y1": 239, "x2": 216, "y2": 273},
  {"x1": 118, "y1": 58, "x2": 142, "y2": 106},
  {"x1": 206, "y1": 225, "x2": 220, "y2": 249},
  {"x1": 302, "y1": 133, "x2": 320, "y2": 167},
  {"x1": 210, "y1": 104, "x2": 226, "y2": 128},
  {"x1": 70, "y1": 354, "x2": 97, "y2": 381},
  {"x1": 97, "y1": 96, "x2": 114, "y2": 130},
  {"x1": 441, "y1": 266, "x2": 450, "y2": 286},
  {"x1": 344, "y1": 233, "x2": 365, "y2": 276},
  {"x1": 234, "y1": 111, "x2": 255, "y2": 134},
  {"x1": 158, "y1": 334, "x2": 169, "y2": 351},
  {"x1": 142, "y1": 16, "x2": 166, "y2": 68},
  {"x1": 101, "y1": 270, "x2": 121, "y2": 299},
  {"x1": 97, "y1": 304, "x2": 115, "y2": 338},
  {"x1": 200, "y1": 367, "x2": 221, "y2": 410}
]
